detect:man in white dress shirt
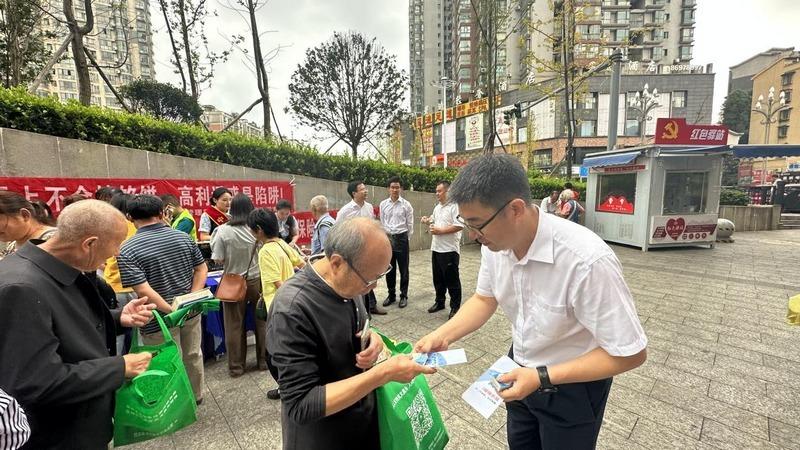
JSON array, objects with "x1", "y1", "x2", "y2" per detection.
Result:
[
  {"x1": 421, "y1": 181, "x2": 463, "y2": 319},
  {"x1": 379, "y1": 176, "x2": 414, "y2": 309},
  {"x1": 336, "y1": 180, "x2": 387, "y2": 315},
  {"x1": 415, "y1": 154, "x2": 647, "y2": 450}
]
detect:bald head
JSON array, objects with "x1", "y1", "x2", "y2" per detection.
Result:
[
  {"x1": 324, "y1": 217, "x2": 389, "y2": 266},
  {"x1": 55, "y1": 199, "x2": 127, "y2": 243}
]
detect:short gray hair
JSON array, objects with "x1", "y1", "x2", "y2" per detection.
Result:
[
  {"x1": 324, "y1": 217, "x2": 385, "y2": 264},
  {"x1": 55, "y1": 199, "x2": 126, "y2": 242},
  {"x1": 449, "y1": 154, "x2": 531, "y2": 209},
  {"x1": 309, "y1": 195, "x2": 329, "y2": 213}
]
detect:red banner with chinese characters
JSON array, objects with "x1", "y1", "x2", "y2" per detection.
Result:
[
  {"x1": 654, "y1": 118, "x2": 729, "y2": 145},
  {"x1": 0, "y1": 175, "x2": 293, "y2": 227}
]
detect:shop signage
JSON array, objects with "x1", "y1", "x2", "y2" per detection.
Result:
[
  {"x1": 597, "y1": 195, "x2": 635, "y2": 214},
  {"x1": 414, "y1": 96, "x2": 501, "y2": 129},
  {"x1": 593, "y1": 164, "x2": 646, "y2": 173},
  {"x1": 654, "y1": 118, "x2": 728, "y2": 146},
  {"x1": 465, "y1": 113, "x2": 484, "y2": 150},
  {"x1": 649, "y1": 214, "x2": 717, "y2": 244}
]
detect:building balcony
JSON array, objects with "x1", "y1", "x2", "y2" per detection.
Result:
[
  {"x1": 644, "y1": 0, "x2": 666, "y2": 9},
  {"x1": 601, "y1": 18, "x2": 630, "y2": 26},
  {"x1": 601, "y1": 1, "x2": 630, "y2": 8},
  {"x1": 682, "y1": 17, "x2": 695, "y2": 25},
  {"x1": 680, "y1": 35, "x2": 694, "y2": 44},
  {"x1": 682, "y1": 0, "x2": 696, "y2": 7}
]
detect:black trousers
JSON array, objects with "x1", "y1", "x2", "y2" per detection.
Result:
[
  {"x1": 365, "y1": 290, "x2": 377, "y2": 310},
  {"x1": 386, "y1": 232, "x2": 410, "y2": 299},
  {"x1": 506, "y1": 376, "x2": 613, "y2": 450},
  {"x1": 431, "y1": 251, "x2": 461, "y2": 310}
]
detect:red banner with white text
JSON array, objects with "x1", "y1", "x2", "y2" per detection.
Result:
[{"x1": 0, "y1": 175, "x2": 293, "y2": 231}]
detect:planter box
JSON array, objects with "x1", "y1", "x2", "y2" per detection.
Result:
[{"x1": 718, "y1": 205, "x2": 781, "y2": 231}]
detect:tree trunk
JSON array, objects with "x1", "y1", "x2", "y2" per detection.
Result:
[
  {"x1": 247, "y1": 0, "x2": 271, "y2": 137},
  {"x1": 157, "y1": 0, "x2": 187, "y2": 93},
  {"x1": 62, "y1": 0, "x2": 94, "y2": 105},
  {"x1": 560, "y1": 0, "x2": 575, "y2": 178},
  {"x1": 176, "y1": 0, "x2": 198, "y2": 100}
]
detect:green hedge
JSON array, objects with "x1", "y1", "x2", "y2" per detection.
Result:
[
  {"x1": 0, "y1": 87, "x2": 583, "y2": 196},
  {"x1": 720, "y1": 188, "x2": 750, "y2": 206}
]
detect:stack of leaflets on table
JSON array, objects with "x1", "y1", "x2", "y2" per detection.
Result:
[{"x1": 461, "y1": 355, "x2": 521, "y2": 419}]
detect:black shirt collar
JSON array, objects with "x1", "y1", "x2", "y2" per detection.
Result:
[{"x1": 15, "y1": 242, "x2": 82, "y2": 286}]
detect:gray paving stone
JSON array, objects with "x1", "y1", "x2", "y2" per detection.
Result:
[
  {"x1": 628, "y1": 417, "x2": 715, "y2": 450},
  {"x1": 708, "y1": 382, "x2": 800, "y2": 429},
  {"x1": 768, "y1": 418, "x2": 800, "y2": 449},
  {"x1": 607, "y1": 384, "x2": 703, "y2": 439},
  {"x1": 650, "y1": 381, "x2": 769, "y2": 439},
  {"x1": 700, "y1": 419, "x2": 783, "y2": 450}
]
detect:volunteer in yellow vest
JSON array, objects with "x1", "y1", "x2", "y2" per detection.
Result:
[
  {"x1": 161, "y1": 194, "x2": 198, "y2": 241},
  {"x1": 248, "y1": 208, "x2": 304, "y2": 400}
]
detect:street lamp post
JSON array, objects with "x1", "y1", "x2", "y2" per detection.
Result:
[
  {"x1": 432, "y1": 77, "x2": 458, "y2": 168},
  {"x1": 628, "y1": 83, "x2": 660, "y2": 145},
  {"x1": 751, "y1": 86, "x2": 788, "y2": 144}
]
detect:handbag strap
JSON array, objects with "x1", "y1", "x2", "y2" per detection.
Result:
[{"x1": 242, "y1": 241, "x2": 259, "y2": 281}]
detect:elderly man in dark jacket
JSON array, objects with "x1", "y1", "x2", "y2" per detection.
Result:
[{"x1": 0, "y1": 200, "x2": 155, "y2": 449}]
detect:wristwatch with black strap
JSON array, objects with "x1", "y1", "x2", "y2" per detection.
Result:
[{"x1": 536, "y1": 366, "x2": 558, "y2": 393}]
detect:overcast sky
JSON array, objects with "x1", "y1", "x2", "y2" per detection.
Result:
[{"x1": 149, "y1": 0, "x2": 798, "y2": 154}]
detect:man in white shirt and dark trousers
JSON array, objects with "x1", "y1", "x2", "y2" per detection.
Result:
[
  {"x1": 415, "y1": 154, "x2": 648, "y2": 450},
  {"x1": 379, "y1": 176, "x2": 414, "y2": 309},
  {"x1": 421, "y1": 181, "x2": 463, "y2": 319},
  {"x1": 336, "y1": 180, "x2": 387, "y2": 315}
]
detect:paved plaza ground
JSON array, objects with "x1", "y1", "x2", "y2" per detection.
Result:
[{"x1": 130, "y1": 229, "x2": 800, "y2": 450}]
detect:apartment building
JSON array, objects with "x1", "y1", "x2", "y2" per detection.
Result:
[
  {"x1": 202, "y1": 105, "x2": 264, "y2": 139},
  {"x1": 35, "y1": 0, "x2": 154, "y2": 108},
  {"x1": 749, "y1": 52, "x2": 800, "y2": 145}
]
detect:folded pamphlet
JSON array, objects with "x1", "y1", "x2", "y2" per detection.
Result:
[
  {"x1": 412, "y1": 349, "x2": 468, "y2": 368},
  {"x1": 461, "y1": 355, "x2": 521, "y2": 419}
]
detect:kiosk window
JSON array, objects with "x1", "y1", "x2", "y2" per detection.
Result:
[
  {"x1": 663, "y1": 172, "x2": 708, "y2": 215},
  {"x1": 596, "y1": 173, "x2": 636, "y2": 214}
]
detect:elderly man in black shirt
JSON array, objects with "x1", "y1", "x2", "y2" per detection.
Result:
[
  {"x1": 267, "y1": 217, "x2": 435, "y2": 450},
  {"x1": 0, "y1": 200, "x2": 155, "y2": 449}
]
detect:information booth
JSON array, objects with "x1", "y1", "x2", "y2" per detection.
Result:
[{"x1": 582, "y1": 145, "x2": 727, "y2": 251}]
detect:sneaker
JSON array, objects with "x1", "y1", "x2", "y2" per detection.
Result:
[
  {"x1": 427, "y1": 303, "x2": 445, "y2": 313},
  {"x1": 382, "y1": 296, "x2": 396, "y2": 307},
  {"x1": 398, "y1": 297, "x2": 408, "y2": 308},
  {"x1": 370, "y1": 306, "x2": 388, "y2": 315},
  {"x1": 267, "y1": 389, "x2": 281, "y2": 400}
]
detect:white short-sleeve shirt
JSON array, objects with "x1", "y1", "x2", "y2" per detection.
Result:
[
  {"x1": 476, "y1": 207, "x2": 647, "y2": 368},
  {"x1": 431, "y1": 202, "x2": 462, "y2": 254},
  {"x1": 336, "y1": 200, "x2": 375, "y2": 221}
]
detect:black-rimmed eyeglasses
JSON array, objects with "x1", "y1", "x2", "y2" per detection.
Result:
[
  {"x1": 456, "y1": 199, "x2": 513, "y2": 237},
  {"x1": 345, "y1": 258, "x2": 393, "y2": 288}
]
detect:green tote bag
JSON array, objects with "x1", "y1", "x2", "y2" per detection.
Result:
[
  {"x1": 375, "y1": 330, "x2": 449, "y2": 450},
  {"x1": 113, "y1": 312, "x2": 198, "y2": 446}
]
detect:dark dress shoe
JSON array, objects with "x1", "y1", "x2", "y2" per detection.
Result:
[
  {"x1": 382, "y1": 296, "x2": 396, "y2": 307},
  {"x1": 448, "y1": 309, "x2": 459, "y2": 320},
  {"x1": 267, "y1": 389, "x2": 281, "y2": 400},
  {"x1": 428, "y1": 303, "x2": 445, "y2": 313},
  {"x1": 370, "y1": 306, "x2": 388, "y2": 315},
  {"x1": 398, "y1": 297, "x2": 408, "y2": 308}
]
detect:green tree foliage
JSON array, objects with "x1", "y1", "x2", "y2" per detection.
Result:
[
  {"x1": 720, "y1": 89, "x2": 751, "y2": 143},
  {"x1": 719, "y1": 188, "x2": 749, "y2": 206},
  {"x1": 0, "y1": 87, "x2": 571, "y2": 199},
  {"x1": 288, "y1": 31, "x2": 407, "y2": 160},
  {"x1": 0, "y1": 0, "x2": 54, "y2": 87},
  {"x1": 119, "y1": 80, "x2": 203, "y2": 123}
]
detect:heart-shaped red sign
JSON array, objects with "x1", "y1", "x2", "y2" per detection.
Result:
[{"x1": 665, "y1": 218, "x2": 685, "y2": 240}]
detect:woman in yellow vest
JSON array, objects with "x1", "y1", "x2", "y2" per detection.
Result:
[{"x1": 161, "y1": 194, "x2": 198, "y2": 240}]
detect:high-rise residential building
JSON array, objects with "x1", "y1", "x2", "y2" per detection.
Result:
[
  {"x1": 35, "y1": 0, "x2": 154, "y2": 108},
  {"x1": 409, "y1": 0, "x2": 698, "y2": 114}
]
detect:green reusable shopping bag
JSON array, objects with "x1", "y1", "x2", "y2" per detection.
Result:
[
  {"x1": 113, "y1": 312, "x2": 198, "y2": 446},
  {"x1": 375, "y1": 331, "x2": 449, "y2": 450},
  {"x1": 161, "y1": 298, "x2": 220, "y2": 329}
]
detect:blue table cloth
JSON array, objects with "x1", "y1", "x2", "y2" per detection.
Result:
[{"x1": 202, "y1": 272, "x2": 257, "y2": 359}]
